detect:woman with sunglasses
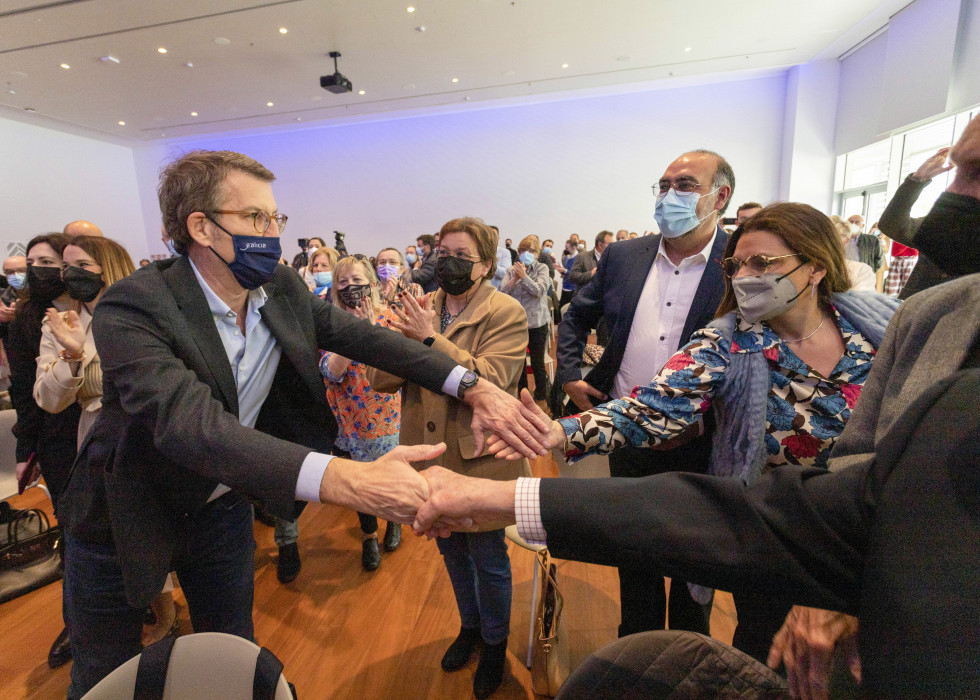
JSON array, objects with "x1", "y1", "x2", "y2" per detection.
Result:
[{"x1": 491, "y1": 202, "x2": 900, "y2": 686}]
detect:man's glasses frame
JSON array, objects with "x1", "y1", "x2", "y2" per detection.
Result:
[{"x1": 209, "y1": 209, "x2": 288, "y2": 235}]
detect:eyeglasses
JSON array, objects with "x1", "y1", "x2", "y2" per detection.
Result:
[
  {"x1": 436, "y1": 249, "x2": 481, "y2": 262},
  {"x1": 209, "y1": 209, "x2": 288, "y2": 235},
  {"x1": 721, "y1": 254, "x2": 806, "y2": 278},
  {"x1": 651, "y1": 180, "x2": 703, "y2": 199}
]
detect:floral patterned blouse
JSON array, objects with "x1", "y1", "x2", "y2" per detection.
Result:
[
  {"x1": 560, "y1": 307, "x2": 876, "y2": 471},
  {"x1": 319, "y1": 307, "x2": 401, "y2": 462}
]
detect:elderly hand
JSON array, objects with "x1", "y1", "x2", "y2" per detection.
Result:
[
  {"x1": 0, "y1": 299, "x2": 17, "y2": 323},
  {"x1": 483, "y1": 388, "x2": 565, "y2": 460},
  {"x1": 768, "y1": 606, "x2": 861, "y2": 700},
  {"x1": 319, "y1": 443, "x2": 446, "y2": 524},
  {"x1": 463, "y1": 386, "x2": 554, "y2": 459},
  {"x1": 45, "y1": 308, "x2": 86, "y2": 356},
  {"x1": 389, "y1": 291, "x2": 435, "y2": 342},
  {"x1": 512, "y1": 261, "x2": 527, "y2": 279},
  {"x1": 912, "y1": 147, "x2": 953, "y2": 182},
  {"x1": 414, "y1": 466, "x2": 518, "y2": 537}
]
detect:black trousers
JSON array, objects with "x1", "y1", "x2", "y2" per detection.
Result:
[
  {"x1": 517, "y1": 324, "x2": 551, "y2": 400},
  {"x1": 609, "y1": 443, "x2": 713, "y2": 637}
]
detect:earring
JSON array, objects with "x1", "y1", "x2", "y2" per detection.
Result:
[{"x1": 810, "y1": 283, "x2": 816, "y2": 300}]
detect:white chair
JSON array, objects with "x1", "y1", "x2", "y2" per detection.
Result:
[
  {"x1": 81, "y1": 633, "x2": 293, "y2": 700},
  {"x1": 0, "y1": 409, "x2": 23, "y2": 499}
]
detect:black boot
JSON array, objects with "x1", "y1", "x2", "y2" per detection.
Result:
[
  {"x1": 474, "y1": 639, "x2": 507, "y2": 699},
  {"x1": 277, "y1": 542, "x2": 302, "y2": 583},
  {"x1": 383, "y1": 522, "x2": 401, "y2": 552},
  {"x1": 441, "y1": 626, "x2": 480, "y2": 671},
  {"x1": 47, "y1": 627, "x2": 72, "y2": 668},
  {"x1": 362, "y1": 537, "x2": 381, "y2": 571}
]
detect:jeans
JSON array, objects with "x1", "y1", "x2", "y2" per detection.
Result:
[
  {"x1": 436, "y1": 529, "x2": 512, "y2": 645},
  {"x1": 64, "y1": 491, "x2": 256, "y2": 700}
]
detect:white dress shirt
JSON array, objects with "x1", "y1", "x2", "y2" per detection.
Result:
[
  {"x1": 190, "y1": 259, "x2": 466, "y2": 504},
  {"x1": 612, "y1": 231, "x2": 717, "y2": 399}
]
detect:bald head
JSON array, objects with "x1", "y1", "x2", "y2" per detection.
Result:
[
  {"x1": 63, "y1": 220, "x2": 103, "y2": 237},
  {"x1": 2, "y1": 255, "x2": 26, "y2": 276}
]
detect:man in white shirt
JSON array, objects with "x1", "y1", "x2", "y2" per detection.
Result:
[{"x1": 553, "y1": 149, "x2": 734, "y2": 637}]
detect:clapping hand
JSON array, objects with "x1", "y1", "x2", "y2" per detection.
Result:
[
  {"x1": 389, "y1": 291, "x2": 436, "y2": 341},
  {"x1": 512, "y1": 261, "x2": 527, "y2": 279},
  {"x1": 45, "y1": 308, "x2": 85, "y2": 356},
  {"x1": 349, "y1": 297, "x2": 376, "y2": 325},
  {"x1": 0, "y1": 298, "x2": 17, "y2": 323}
]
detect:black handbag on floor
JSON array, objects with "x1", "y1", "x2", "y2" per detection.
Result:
[{"x1": 0, "y1": 507, "x2": 63, "y2": 604}]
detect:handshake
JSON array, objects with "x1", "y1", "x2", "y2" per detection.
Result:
[{"x1": 318, "y1": 390, "x2": 565, "y2": 538}]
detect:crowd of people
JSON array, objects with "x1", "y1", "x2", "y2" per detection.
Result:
[{"x1": 1, "y1": 114, "x2": 977, "y2": 700}]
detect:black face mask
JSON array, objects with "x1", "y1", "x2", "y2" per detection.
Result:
[
  {"x1": 915, "y1": 192, "x2": 980, "y2": 277},
  {"x1": 337, "y1": 283, "x2": 371, "y2": 309},
  {"x1": 435, "y1": 255, "x2": 478, "y2": 296},
  {"x1": 26, "y1": 265, "x2": 66, "y2": 301},
  {"x1": 62, "y1": 265, "x2": 105, "y2": 303}
]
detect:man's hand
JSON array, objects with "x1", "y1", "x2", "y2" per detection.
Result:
[
  {"x1": 562, "y1": 379, "x2": 607, "y2": 411},
  {"x1": 414, "y1": 466, "x2": 517, "y2": 536},
  {"x1": 768, "y1": 606, "x2": 861, "y2": 700},
  {"x1": 912, "y1": 147, "x2": 953, "y2": 182},
  {"x1": 464, "y1": 385, "x2": 553, "y2": 459},
  {"x1": 0, "y1": 299, "x2": 17, "y2": 323},
  {"x1": 486, "y1": 389, "x2": 565, "y2": 460},
  {"x1": 319, "y1": 443, "x2": 446, "y2": 525}
]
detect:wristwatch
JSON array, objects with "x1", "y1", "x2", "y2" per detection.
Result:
[
  {"x1": 456, "y1": 369, "x2": 479, "y2": 399},
  {"x1": 422, "y1": 336, "x2": 436, "y2": 347}
]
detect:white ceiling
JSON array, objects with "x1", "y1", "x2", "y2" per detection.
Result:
[{"x1": 0, "y1": 0, "x2": 911, "y2": 144}]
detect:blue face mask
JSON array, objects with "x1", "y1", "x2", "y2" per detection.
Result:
[
  {"x1": 405, "y1": 253, "x2": 417, "y2": 265},
  {"x1": 519, "y1": 251, "x2": 536, "y2": 266},
  {"x1": 207, "y1": 217, "x2": 281, "y2": 290},
  {"x1": 542, "y1": 247, "x2": 552, "y2": 256},
  {"x1": 6, "y1": 272, "x2": 26, "y2": 290},
  {"x1": 313, "y1": 271, "x2": 332, "y2": 288},
  {"x1": 654, "y1": 187, "x2": 719, "y2": 239},
  {"x1": 166, "y1": 239, "x2": 178, "y2": 256}
]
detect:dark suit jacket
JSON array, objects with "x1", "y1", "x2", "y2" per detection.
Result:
[
  {"x1": 566, "y1": 248, "x2": 600, "y2": 291},
  {"x1": 540, "y1": 274, "x2": 980, "y2": 697},
  {"x1": 411, "y1": 250, "x2": 439, "y2": 294},
  {"x1": 60, "y1": 256, "x2": 458, "y2": 606},
  {"x1": 877, "y1": 174, "x2": 954, "y2": 298},
  {"x1": 556, "y1": 230, "x2": 729, "y2": 394}
]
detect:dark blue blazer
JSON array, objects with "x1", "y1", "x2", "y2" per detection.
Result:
[{"x1": 556, "y1": 228, "x2": 729, "y2": 395}]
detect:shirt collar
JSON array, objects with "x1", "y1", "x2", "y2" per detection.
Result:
[
  {"x1": 188, "y1": 256, "x2": 268, "y2": 322},
  {"x1": 655, "y1": 227, "x2": 718, "y2": 268}
]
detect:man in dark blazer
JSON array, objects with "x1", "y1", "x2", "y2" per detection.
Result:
[
  {"x1": 411, "y1": 233, "x2": 439, "y2": 293},
  {"x1": 565, "y1": 229, "x2": 613, "y2": 294},
  {"x1": 554, "y1": 149, "x2": 733, "y2": 637},
  {"x1": 57, "y1": 150, "x2": 548, "y2": 699}
]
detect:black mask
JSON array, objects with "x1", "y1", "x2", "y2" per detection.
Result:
[
  {"x1": 62, "y1": 265, "x2": 105, "y2": 303},
  {"x1": 26, "y1": 265, "x2": 66, "y2": 301},
  {"x1": 337, "y1": 283, "x2": 371, "y2": 309},
  {"x1": 915, "y1": 192, "x2": 980, "y2": 277},
  {"x1": 435, "y1": 255, "x2": 478, "y2": 296}
]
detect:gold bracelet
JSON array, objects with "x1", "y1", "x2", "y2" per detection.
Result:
[{"x1": 58, "y1": 349, "x2": 85, "y2": 362}]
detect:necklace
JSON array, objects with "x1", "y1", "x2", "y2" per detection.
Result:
[
  {"x1": 440, "y1": 294, "x2": 472, "y2": 332},
  {"x1": 781, "y1": 316, "x2": 825, "y2": 344}
]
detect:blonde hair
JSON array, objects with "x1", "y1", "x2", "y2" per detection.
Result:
[
  {"x1": 330, "y1": 256, "x2": 382, "y2": 315},
  {"x1": 308, "y1": 246, "x2": 339, "y2": 277}
]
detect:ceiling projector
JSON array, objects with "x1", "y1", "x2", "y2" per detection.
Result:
[{"x1": 320, "y1": 51, "x2": 352, "y2": 94}]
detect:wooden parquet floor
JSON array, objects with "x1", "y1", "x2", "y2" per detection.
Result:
[{"x1": 0, "y1": 453, "x2": 736, "y2": 700}]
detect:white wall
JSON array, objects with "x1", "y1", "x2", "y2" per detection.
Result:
[
  {"x1": 132, "y1": 73, "x2": 788, "y2": 260},
  {"x1": 0, "y1": 118, "x2": 146, "y2": 260}
]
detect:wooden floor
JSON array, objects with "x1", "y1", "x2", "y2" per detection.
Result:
[{"x1": 0, "y1": 454, "x2": 736, "y2": 700}]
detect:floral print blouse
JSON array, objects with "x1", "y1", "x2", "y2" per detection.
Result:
[
  {"x1": 560, "y1": 307, "x2": 876, "y2": 471},
  {"x1": 320, "y1": 307, "x2": 401, "y2": 462}
]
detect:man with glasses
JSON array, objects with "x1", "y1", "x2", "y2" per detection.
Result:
[
  {"x1": 57, "y1": 149, "x2": 551, "y2": 699},
  {"x1": 554, "y1": 149, "x2": 733, "y2": 638}
]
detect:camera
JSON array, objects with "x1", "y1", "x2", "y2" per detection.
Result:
[
  {"x1": 334, "y1": 230, "x2": 348, "y2": 256},
  {"x1": 721, "y1": 218, "x2": 737, "y2": 226},
  {"x1": 297, "y1": 238, "x2": 309, "y2": 249}
]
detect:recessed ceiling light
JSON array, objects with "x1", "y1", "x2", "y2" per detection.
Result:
[
  {"x1": 100, "y1": 55, "x2": 121, "y2": 64},
  {"x1": 60, "y1": 63, "x2": 70, "y2": 70},
  {"x1": 266, "y1": 101, "x2": 274, "y2": 107},
  {"x1": 24, "y1": 107, "x2": 37, "y2": 113},
  {"x1": 407, "y1": 6, "x2": 416, "y2": 12},
  {"x1": 684, "y1": 46, "x2": 692, "y2": 52},
  {"x1": 296, "y1": 117, "x2": 302, "y2": 121},
  {"x1": 214, "y1": 37, "x2": 231, "y2": 46},
  {"x1": 451, "y1": 77, "x2": 459, "y2": 83},
  {"x1": 279, "y1": 27, "x2": 288, "y2": 34},
  {"x1": 118, "y1": 121, "x2": 126, "y2": 126},
  {"x1": 415, "y1": 25, "x2": 426, "y2": 32},
  {"x1": 7, "y1": 90, "x2": 14, "y2": 95},
  {"x1": 463, "y1": 96, "x2": 471, "y2": 101},
  {"x1": 190, "y1": 111, "x2": 198, "y2": 116},
  {"x1": 561, "y1": 63, "x2": 568, "y2": 68},
  {"x1": 358, "y1": 90, "x2": 365, "y2": 95},
  {"x1": 157, "y1": 47, "x2": 167, "y2": 54},
  {"x1": 185, "y1": 62, "x2": 194, "y2": 68}
]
